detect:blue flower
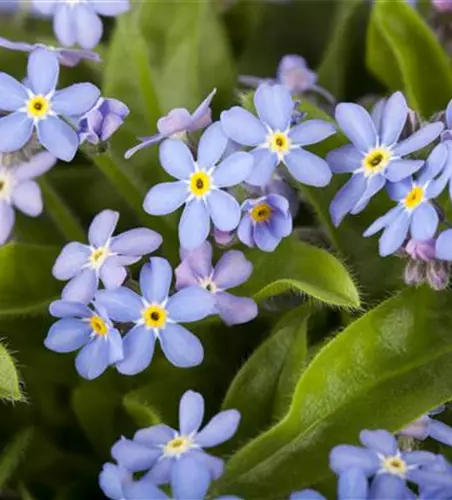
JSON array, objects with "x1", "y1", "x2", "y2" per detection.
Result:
[
  {"x1": 45, "y1": 299, "x2": 123, "y2": 380},
  {"x1": 77, "y1": 97, "x2": 129, "y2": 145},
  {"x1": 237, "y1": 194, "x2": 292, "y2": 252},
  {"x1": 125, "y1": 89, "x2": 217, "y2": 159},
  {"x1": 328, "y1": 92, "x2": 444, "y2": 226},
  {"x1": 111, "y1": 389, "x2": 240, "y2": 483},
  {"x1": 0, "y1": 36, "x2": 101, "y2": 67},
  {"x1": 175, "y1": 241, "x2": 258, "y2": 326},
  {"x1": 32, "y1": 0, "x2": 130, "y2": 49},
  {"x1": 0, "y1": 151, "x2": 56, "y2": 246},
  {"x1": 364, "y1": 144, "x2": 450, "y2": 256},
  {"x1": 96, "y1": 258, "x2": 216, "y2": 374},
  {"x1": 414, "y1": 455, "x2": 452, "y2": 499},
  {"x1": 144, "y1": 122, "x2": 254, "y2": 250},
  {"x1": 0, "y1": 48, "x2": 100, "y2": 161},
  {"x1": 52, "y1": 209, "x2": 162, "y2": 304},
  {"x1": 330, "y1": 429, "x2": 436, "y2": 497},
  {"x1": 400, "y1": 406, "x2": 452, "y2": 447},
  {"x1": 220, "y1": 83, "x2": 335, "y2": 187}
]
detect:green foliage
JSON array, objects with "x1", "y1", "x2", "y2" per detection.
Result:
[
  {"x1": 0, "y1": 343, "x2": 23, "y2": 402},
  {"x1": 0, "y1": 428, "x2": 33, "y2": 489}
]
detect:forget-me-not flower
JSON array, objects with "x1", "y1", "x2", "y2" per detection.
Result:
[
  {"x1": 0, "y1": 151, "x2": 57, "y2": 246},
  {"x1": 96, "y1": 258, "x2": 216, "y2": 374},
  {"x1": 0, "y1": 48, "x2": 100, "y2": 161},
  {"x1": 32, "y1": 0, "x2": 130, "y2": 49},
  {"x1": 175, "y1": 241, "x2": 258, "y2": 326},
  {"x1": 238, "y1": 194, "x2": 292, "y2": 252},
  {"x1": 415, "y1": 455, "x2": 452, "y2": 499},
  {"x1": 53, "y1": 209, "x2": 162, "y2": 304},
  {"x1": 144, "y1": 122, "x2": 254, "y2": 250},
  {"x1": 364, "y1": 144, "x2": 450, "y2": 256},
  {"x1": 400, "y1": 406, "x2": 452, "y2": 447},
  {"x1": 220, "y1": 83, "x2": 335, "y2": 187},
  {"x1": 328, "y1": 91, "x2": 444, "y2": 226},
  {"x1": 111, "y1": 389, "x2": 240, "y2": 483},
  {"x1": 125, "y1": 89, "x2": 217, "y2": 159},
  {"x1": 45, "y1": 299, "x2": 123, "y2": 380}
]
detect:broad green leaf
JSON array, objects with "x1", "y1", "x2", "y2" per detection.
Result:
[
  {"x1": 212, "y1": 287, "x2": 452, "y2": 499},
  {"x1": 123, "y1": 391, "x2": 161, "y2": 428},
  {"x1": 241, "y1": 237, "x2": 360, "y2": 308},
  {"x1": 0, "y1": 427, "x2": 33, "y2": 488},
  {"x1": 367, "y1": 0, "x2": 452, "y2": 117},
  {"x1": 221, "y1": 307, "x2": 309, "y2": 451},
  {"x1": 0, "y1": 343, "x2": 22, "y2": 401}
]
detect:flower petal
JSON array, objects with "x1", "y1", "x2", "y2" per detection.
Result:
[
  {"x1": 410, "y1": 203, "x2": 439, "y2": 241},
  {"x1": 364, "y1": 206, "x2": 403, "y2": 237},
  {"x1": 216, "y1": 293, "x2": 258, "y2": 326},
  {"x1": 326, "y1": 144, "x2": 362, "y2": 174},
  {"x1": 212, "y1": 151, "x2": 254, "y2": 187},
  {"x1": 37, "y1": 116, "x2": 79, "y2": 162},
  {"x1": 116, "y1": 325, "x2": 156, "y2": 376},
  {"x1": 49, "y1": 300, "x2": 91, "y2": 319},
  {"x1": 91, "y1": 0, "x2": 130, "y2": 16},
  {"x1": 53, "y1": 4, "x2": 76, "y2": 47},
  {"x1": 254, "y1": 83, "x2": 293, "y2": 131},
  {"x1": 385, "y1": 159, "x2": 424, "y2": 183},
  {"x1": 329, "y1": 445, "x2": 379, "y2": 476},
  {"x1": 338, "y1": 468, "x2": 369, "y2": 500},
  {"x1": 386, "y1": 179, "x2": 412, "y2": 202},
  {"x1": 195, "y1": 409, "x2": 240, "y2": 448},
  {"x1": 290, "y1": 491, "x2": 325, "y2": 500},
  {"x1": 207, "y1": 190, "x2": 241, "y2": 232},
  {"x1": 52, "y1": 83, "x2": 100, "y2": 117},
  {"x1": 167, "y1": 286, "x2": 215, "y2": 322},
  {"x1": 0, "y1": 73, "x2": 27, "y2": 111},
  {"x1": 0, "y1": 202, "x2": 14, "y2": 245},
  {"x1": 159, "y1": 139, "x2": 195, "y2": 180},
  {"x1": 143, "y1": 182, "x2": 188, "y2": 216},
  {"x1": 213, "y1": 250, "x2": 252, "y2": 289},
  {"x1": 246, "y1": 149, "x2": 278, "y2": 187},
  {"x1": 45, "y1": 318, "x2": 91, "y2": 353},
  {"x1": 95, "y1": 287, "x2": 143, "y2": 322},
  {"x1": 329, "y1": 174, "x2": 367, "y2": 227},
  {"x1": 159, "y1": 323, "x2": 204, "y2": 368},
  {"x1": 350, "y1": 175, "x2": 386, "y2": 215},
  {"x1": 179, "y1": 200, "x2": 210, "y2": 250},
  {"x1": 360, "y1": 429, "x2": 397, "y2": 456},
  {"x1": 220, "y1": 106, "x2": 267, "y2": 146},
  {"x1": 335, "y1": 102, "x2": 377, "y2": 153},
  {"x1": 171, "y1": 454, "x2": 211, "y2": 500},
  {"x1": 99, "y1": 258, "x2": 127, "y2": 290},
  {"x1": 27, "y1": 48, "x2": 59, "y2": 95},
  {"x1": 179, "y1": 390, "x2": 205, "y2": 436},
  {"x1": 111, "y1": 437, "x2": 160, "y2": 472},
  {"x1": 75, "y1": 336, "x2": 109, "y2": 380},
  {"x1": 289, "y1": 119, "x2": 336, "y2": 146},
  {"x1": 12, "y1": 180, "x2": 42, "y2": 216},
  {"x1": 284, "y1": 149, "x2": 332, "y2": 187},
  {"x1": 418, "y1": 143, "x2": 448, "y2": 183},
  {"x1": 369, "y1": 475, "x2": 412, "y2": 500},
  {"x1": 52, "y1": 242, "x2": 90, "y2": 280},
  {"x1": 178, "y1": 241, "x2": 213, "y2": 281},
  {"x1": 62, "y1": 268, "x2": 98, "y2": 303},
  {"x1": 237, "y1": 213, "x2": 254, "y2": 248},
  {"x1": 74, "y1": 4, "x2": 103, "y2": 50},
  {"x1": 125, "y1": 480, "x2": 167, "y2": 500},
  {"x1": 134, "y1": 424, "x2": 175, "y2": 447},
  {"x1": 125, "y1": 134, "x2": 163, "y2": 159},
  {"x1": 393, "y1": 122, "x2": 444, "y2": 157},
  {"x1": 142, "y1": 459, "x2": 172, "y2": 485},
  {"x1": 99, "y1": 463, "x2": 129, "y2": 500},
  {"x1": 0, "y1": 112, "x2": 33, "y2": 152},
  {"x1": 254, "y1": 223, "x2": 281, "y2": 252},
  {"x1": 380, "y1": 91, "x2": 407, "y2": 146},
  {"x1": 88, "y1": 209, "x2": 119, "y2": 247},
  {"x1": 15, "y1": 151, "x2": 57, "y2": 181},
  {"x1": 197, "y1": 122, "x2": 228, "y2": 168},
  {"x1": 379, "y1": 210, "x2": 410, "y2": 256},
  {"x1": 110, "y1": 227, "x2": 162, "y2": 256},
  {"x1": 190, "y1": 88, "x2": 216, "y2": 129},
  {"x1": 140, "y1": 257, "x2": 172, "y2": 304}
]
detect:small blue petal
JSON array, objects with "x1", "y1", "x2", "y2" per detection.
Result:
[
  {"x1": 88, "y1": 209, "x2": 119, "y2": 247},
  {"x1": 37, "y1": 116, "x2": 79, "y2": 162},
  {"x1": 0, "y1": 112, "x2": 33, "y2": 153},
  {"x1": 335, "y1": 102, "x2": 377, "y2": 153},
  {"x1": 195, "y1": 409, "x2": 241, "y2": 448},
  {"x1": 144, "y1": 181, "x2": 188, "y2": 216},
  {"x1": 52, "y1": 83, "x2": 100, "y2": 117},
  {"x1": 220, "y1": 106, "x2": 266, "y2": 147},
  {"x1": 159, "y1": 139, "x2": 195, "y2": 180},
  {"x1": 73, "y1": 4, "x2": 103, "y2": 50},
  {"x1": 45, "y1": 318, "x2": 91, "y2": 353},
  {"x1": 167, "y1": 286, "x2": 215, "y2": 323},
  {"x1": 410, "y1": 203, "x2": 439, "y2": 241},
  {"x1": 385, "y1": 159, "x2": 424, "y2": 183},
  {"x1": 380, "y1": 91, "x2": 407, "y2": 147},
  {"x1": 379, "y1": 210, "x2": 410, "y2": 256},
  {"x1": 159, "y1": 323, "x2": 204, "y2": 368},
  {"x1": 171, "y1": 454, "x2": 211, "y2": 500},
  {"x1": 246, "y1": 149, "x2": 278, "y2": 187},
  {"x1": 207, "y1": 190, "x2": 241, "y2": 232},
  {"x1": 0, "y1": 73, "x2": 27, "y2": 111},
  {"x1": 329, "y1": 174, "x2": 367, "y2": 227},
  {"x1": 254, "y1": 83, "x2": 293, "y2": 131},
  {"x1": 360, "y1": 429, "x2": 398, "y2": 456},
  {"x1": 134, "y1": 424, "x2": 175, "y2": 447},
  {"x1": 110, "y1": 227, "x2": 162, "y2": 256},
  {"x1": 216, "y1": 293, "x2": 258, "y2": 326},
  {"x1": 237, "y1": 213, "x2": 254, "y2": 248},
  {"x1": 95, "y1": 287, "x2": 143, "y2": 322},
  {"x1": 197, "y1": 122, "x2": 228, "y2": 168},
  {"x1": 111, "y1": 438, "x2": 161, "y2": 472},
  {"x1": 327, "y1": 144, "x2": 362, "y2": 174},
  {"x1": 364, "y1": 205, "x2": 403, "y2": 237},
  {"x1": 254, "y1": 223, "x2": 281, "y2": 252},
  {"x1": 179, "y1": 390, "x2": 205, "y2": 436},
  {"x1": 338, "y1": 468, "x2": 369, "y2": 500},
  {"x1": 75, "y1": 336, "x2": 109, "y2": 380},
  {"x1": 49, "y1": 299, "x2": 91, "y2": 319},
  {"x1": 140, "y1": 257, "x2": 172, "y2": 304},
  {"x1": 27, "y1": 48, "x2": 59, "y2": 95},
  {"x1": 62, "y1": 268, "x2": 98, "y2": 304},
  {"x1": 212, "y1": 151, "x2": 254, "y2": 188},
  {"x1": 329, "y1": 445, "x2": 379, "y2": 476},
  {"x1": 290, "y1": 490, "x2": 325, "y2": 500},
  {"x1": 393, "y1": 122, "x2": 444, "y2": 157},
  {"x1": 369, "y1": 474, "x2": 410, "y2": 500},
  {"x1": 284, "y1": 149, "x2": 332, "y2": 187},
  {"x1": 288, "y1": 119, "x2": 335, "y2": 146},
  {"x1": 52, "y1": 242, "x2": 90, "y2": 280},
  {"x1": 428, "y1": 420, "x2": 452, "y2": 447},
  {"x1": 116, "y1": 325, "x2": 156, "y2": 376},
  {"x1": 213, "y1": 250, "x2": 252, "y2": 289},
  {"x1": 179, "y1": 200, "x2": 210, "y2": 250}
]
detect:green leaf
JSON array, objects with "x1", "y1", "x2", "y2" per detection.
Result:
[
  {"x1": 0, "y1": 343, "x2": 23, "y2": 401},
  {"x1": 123, "y1": 391, "x2": 161, "y2": 428},
  {"x1": 212, "y1": 287, "x2": 452, "y2": 499},
  {"x1": 367, "y1": 0, "x2": 452, "y2": 116},
  {"x1": 221, "y1": 307, "x2": 309, "y2": 451},
  {"x1": 241, "y1": 237, "x2": 360, "y2": 308},
  {"x1": 0, "y1": 427, "x2": 33, "y2": 488}
]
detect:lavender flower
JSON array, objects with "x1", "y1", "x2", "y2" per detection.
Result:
[
  {"x1": 221, "y1": 83, "x2": 335, "y2": 187},
  {"x1": 125, "y1": 89, "x2": 216, "y2": 159},
  {"x1": 52, "y1": 209, "x2": 162, "y2": 304},
  {"x1": 45, "y1": 299, "x2": 123, "y2": 380},
  {"x1": 0, "y1": 36, "x2": 101, "y2": 67},
  {"x1": 78, "y1": 98, "x2": 129, "y2": 145},
  {"x1": 433, "y1": 0, "x2": 452, "y2": 12},
  {"x1": 238, "y1": 194, "x2": 292, "y2": 252},
  {"x1": 175, "y1": 242, "x2": 258, "y2": 326},
  {"x1": 96, "y1": 258, "x2": 216, "y2": 374},
  {"x1": 144, "y1": 123, "x2": 253, "y2": 250},
  {"x1": 0, "y1": 151, "x2": 56, "y2": 245},
  {"x1": 328, "y1": 92, "x2": 444, "y2": 226},
  {"x1": 415, "y1": 455, "x2": 452, "y2": 499},
  {"x1": 0, "y1": 48, "x2": 100, "y2": 161},
  {"x1": 32, "y1": 0, "x2": 130, "y2": 49},
  {"x1": 111, "y1": 390, "x2": 240, "y2": 483},
  {"x1": 400, "y1": 406, "x2": 452, "y2": 447}
]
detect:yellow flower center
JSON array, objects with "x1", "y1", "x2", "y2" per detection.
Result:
[
  {"x1": 404, "y1": 186, "x2": 424, "y2": 210},
  {"x1": 164, "y1": 436, "x2": 192, "y2": 457},
  {"x1": 362, "y1": 147, "x2": 392, "y2": 176},
  {"x1": 0, "y1": 172, "x2": 13, "y2": 201},
  {"x1": 89, "y1": 315, "x2": 108, "y2": 336},
  {"x1": 250, "y1": 202, "x2": 272, "y2": 222},
  {"x1": 381, "y1": 456, "x2": 408, "y2": 477},
  {"x1": 268, "y1": 131, "x2": 291, "y2": 155},
  {"x1": 27, "y1": 96, "x2": 50, "y2": 119},
  {"x1": 142, "y1": 305, "x2": 167, "y2": 329},
  {"x1": 190, "y1": 171, "x2": 211, "y2": 197},
  {"x1": 90, "y1": 247, "x2": 109, "y2": 269}
]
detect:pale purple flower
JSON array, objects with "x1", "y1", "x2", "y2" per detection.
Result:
[
  {"x1": 125, "y1": 89, "x2": 217, "y2": 159},
  {"x1": 32, "y1": 0, "x2": 130, "y2": 49},
  {"x1": 221, "y1": 83, "x2": 335, "y2": 187},
  {"x1": 399, "y1": 407, "x2": 452, "y2": 447},
  {"x1": 96, "y1": 258, "x2": 216, "y2": 374},
  {"x1": 111, "y1": 390, "x2": 240, "y2": 484},
  {"x1": 0, "y1": 48, "x2": 100, "y2": 161},
  {"x1": 433, "y1": 0, "x2": 452, "y2": 12},
  {"x1": 415, "y1": 455, "x2": 452, "y2": 499},
  {"x1": 0, "y1": 151, "x2": 56, "y2": 245},
  {"x1": 0, "y1": 36, "x2": 101, "y2": 67},
  {"x1": 52, "y1": 209, "x2": 162, "y2": 304},
  {"x1": 213, "y1": 228, "x2": 236, "y2": 247},
  {"x1": 78, "y1": 97, "x2": 129, "y2": 145},
  {"x1": 238, "y1": 194, "x2": 292, "y2": 252},
  {"x1": 175, "y1": 242, "x2": 258, "y2": 326},
  {"x1": 405, "y1": 238, "x2": 436, "y2": 261}
]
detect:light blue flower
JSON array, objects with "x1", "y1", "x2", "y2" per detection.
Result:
[
  {"x1": 125, "y1": 89, "x2": 217, "y2": 159},
  {"x1": 0, "y1": 48, "x2": 100, "y2": 161},
  {"x1": 32, "y1": 0, "x2": 130, "y2": 49},
  {"x1": 111, "y1": 390, "x2": 240, "y2": 484},
  {"x1": 96, "y1": 258, "x2": 216, "y2": 374},
  {"x1": 400, "y1": 406, "x2": 452, "y2": 447},
  {"x1": 45, "y1": 299, "x2": 123, "y2": 380},
  {"x1": 220, "y1": 83, "x2": 335, "y2": 187},
  {"x1": 144, "y1": 122, "x2": 254, "y2": 250},
  {"x1": 175, "y1": 241, "x2": 258, "y2": 326},
  {"x1": 52, "y1": 209, "x2": 162, "y2": 304},
  {"x1": 364, "y1": 144, "x2": 450, "y2": 256},
  {"x1": 415, "y1": 455, "x2": 452, "y2": 500},
  {"x1": 238, "y1": 194, "x2": 293, "y2": 252},
  {"x1": 328, "y1": 92, "x2": 444, "y2": 226}
]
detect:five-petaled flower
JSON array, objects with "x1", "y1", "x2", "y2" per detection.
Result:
[{"x1": 52, "y1": 209, "x2": 162, "y2": 304}]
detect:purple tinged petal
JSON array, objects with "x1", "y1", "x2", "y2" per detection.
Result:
[
  {"x1": 157, "y1": 108, "x2": 191, "y2": 136},
  {"x1": 189, "y1": 90, "x2": 216, "y2": 131},
  {"x1": 189, "y1": 451, "x2": 224, "y2": 480},
  {"x1": 284, "y1": 149, "x2": 332, "y2": 186},
  {"x1": 369, "y1": 475, "x2": 410, "y2": 500},
  {"x1": 116, "y1": 325, "x2": 156, "y2": 376},
  {"x1": 0, "y1": 37, "x2": 34, "y2": 53},
  {"x1": 99, "y1": 258, "x2": 127, "y2": 290},
  {"x1": 335, "y1": 102, "x2": 377, "y2": 153},
  {"x1": 178, "y1": 241, "x2": 213, "y2": 281},
  {"x1": 0, "y1": 73, "x2": 27, "y2": 111},
  {"x1": 12, "y1": 180, "x2": 42, "y2": 216},
  {"x1": 364, "y1": 206, "x2": 403, "y2": 237},
  {"x1": 350, "y1": 175, "x2": 386, "y2": 215},
  {"x1": 290, "y1": 490, "x2": 325, "y2": 500},
  {"x1": 254, "y1": 83, "x2": 293, "y2": 131},
  {"x1": 380, "y1": 91, "x2": 408, "y2": 146},
  {"x1": 110, "y1": 228, "x2": 162, "y2": 256},
  {"x1": 95, "y1": 287, "x2": 143, "y2": 322},
  {"x1": 419, "y1": 143, "x2": 448, "y2": 184},
  {"x1": 140, "y1": 257, "x2": 172, "y2": 304},
  {"x1": 15, "y1": 152, "x2": 57, "y2": 181},
  {"x1": 88, "y1": 209, "x2": 119, "y2": 247},
  {"x1": 329, "y1": 174, "x2": 367, "y2": 227},
  {"x1": 75, "y1": 336, "x2": 109, "y2": 380},
  {"x1": 179, "y1": 200, "x2": 210, "y2": 250},
  {"x1": 338, "y1": 468, "x2": 369, "y2": 500},
  {"x1": 0, "y1": 112, "x2": 33, "y2": 152},
  {"x1": 246, "y1": 149, "x2": 278, "y2": 187},
  {"x1": 53, "y1": 4, "x2": 76, "y2": 47},
  {"x1": 386, "y1": 179, "x2": 413, "y2": 201},
  {"x1": 52, "y1": 83, "x2": 100, "y2": 117},
  {"x1": 0, "y1": 202, "x2": 14, "y2": 245},
  {"x1": 371, "y1": 98, "x2": 386, "y2": 133},
  {"x1": 99, "y1": 463, "x2": 129, "y2": 500},
  {"x1": 237, "y1": 214, "x2": 254, "y2": 248},
  {"x1": 143, "y1": 182, "x2": 188, "y2": 216},
  {"x1": 171, "y1": 454, "x2": 211, "y2": 500},
  {"x1": 213, "y1": 250, "x2": 252, "y2": 289},
  {"x1": 379, "y1": 210, "x2": 411, "y2": 256},
  {"x1": 399, "y1": 416, "x2": 430, "y2": 440},
  {"x1": 436, "y1": 229, "x2": 452, "y2": 260},
  {"x1": 159, "y1": 323, "x2": 204, "y2": 368},
  {"x1": 52, "y1": 242, "x2": 90, "y2": 280},
  {"x1": 360, "y1": 429, "x2": 398, "y2": 456},
  {"x1": 125, "y1": 134, "x2": 163, "y2": 159},
  {"x1": 37, "y1": 116, "x2": 79, "y2": 162},
  {"x1": 254, "y1": 223, "x2": 281, "y2": 252},
  {"x1": 49, "y1": 300, "x2": 91, "y2": 319},
  {"x1": 195, "y1": 409, "x2": 240, "y2": 448},
  {"x1": 125, "y1": 480, "x2": 167, "y2": 500},
  {"x1": 410, "y1": 203, "x2": 439, "y2": 241},
  {"x1": 143, "y1": 459, "x2": 172, "y2": 485},
  {"x1": 385, "y1": 159, "x2": 424, "y2": 183},
  {"x1": 289, "y1": 119, "x2": 336, "y2": 146},
  {"x1": 404, "y1": 451, "x2": 436, "y2": 466},
  {"x1": 212, "y1": 151, "x2": 254, "y2": 187},
  {"x1": 220, "y1": 107, "x2": 267, "y2": 146},
  {"x1": 428, "y1": 420, "x2": 452, "y2": 446},
  {"x1": 62, "y1": 268, "x2": 98, "y2": 303},
  {"x1": 134, "y1": 424, "x2": 175, "y2": 447},
  {"x1": 159, "y1": 139, "x2": 195, "y2": 180},
  {"x1": 45, "y1": 318, "x2": 91, "y2": 353},
  {"x1": 446, "y1": 99, "x2": 452, "y2": 130},
  {"x1": 329, "y1": 445, "x2": 379, "y2": 476},
  {"x1": 91, "y1": 0, "x2": 130, "y2": 16},
  {"x1": 112, "y1": 438, "x2": 160, "y2": 472},
  {"x1": 27, "y1": 48, "x2": 59, "y2": 95},
  {"x1": 167, "y1": 286, "x2": 215, "y2": 322},
  {"x1": 216, "y1": 293, "x2": 258, "y2": 326},
  {"x1": 393, "y1": 122, "x2": 444, "y2": 157},
  {"x1": 74, "y1": 4, "x2": 103, "y2": 50},
  {"x1": 207, "y1": 190, "x2": 241, "y2": 232},
  {"x1": 197, "y1": 122, "x2": 228, "y2": 168},
  {"x1": 269, "y1": 211, "x2": 293, "y2": 238},
  {"x1": 179, "y1": 390, "x2": 205, "y2": 436},
  {"x1": 326, "y1": 144, "x2": 363, "y2": 174}
]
